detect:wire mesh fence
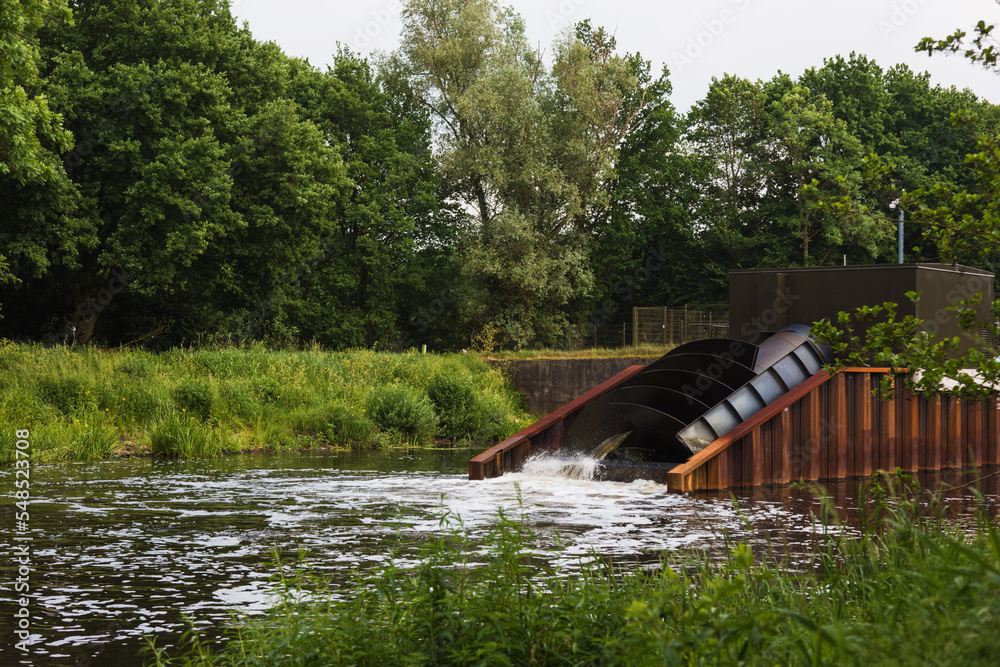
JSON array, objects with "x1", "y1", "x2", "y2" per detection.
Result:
[
  {"x1": 562, "y1": 306, "x2": 729, "y2": 351},
  {"x1": 632, "y1": 305, "x2": 730, "y2": 347}
]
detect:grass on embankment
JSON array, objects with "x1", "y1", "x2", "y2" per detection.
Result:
[
  {"x1": 0, "y1": 341, "x2": 530, "y2": 464},
  {"x1": 483, "y1": 343, "x2": 675, "y2": 361},
  {"x1": 147, "y1": 475, "x2": 1000, "y2": 666}
]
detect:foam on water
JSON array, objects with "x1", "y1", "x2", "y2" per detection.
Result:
[
  {"x1": 520, "y1": 453, "x2": 602, "y2": 480},
  {"x1": 6, "y1": 449, "x2": 994, "y2": 666}
]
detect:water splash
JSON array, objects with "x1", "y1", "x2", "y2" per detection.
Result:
[{"x1": 521, "y1": 454, "x2": 602, "y2": 480}]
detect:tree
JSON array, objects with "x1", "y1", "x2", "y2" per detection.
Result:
[
  {"x1": 905, "y1": 14, "x2": 1000, "y2": 268},
  {"x1": 0, "y1": 0, "x2": 75, "y2": 314},
  {"x1": 0, "y1": 0, "x2": 73, "y2": 184},
  {"x1": 382, "y1": 3, "x2": 655, "y2": 346},
  {"x1": 766, "y1": 83, "x2": 890, "y2": 266},
  {"x1": 589, "y1": 69, "x2": 711, "y2": 313},
  {"x1": 1, "y1": 0, "x2": 349, "y2": 344},
  {"x1": 279, "y1": 50, "x2": 442, "y2": 348},
  {"x1": 815, "y1": 13, "x2": 1000, "y2": 395},
  {"x1": 685, "y1": 75, "x2": 775, "y2": 273}
]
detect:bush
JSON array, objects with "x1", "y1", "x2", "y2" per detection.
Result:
[
  {"x1": 172, "y1": 379, "x2": 216, "y2": 420},
  {"x1": 365, "y1": 384, "x2": 438, "y2": 442},
  {"x1": 37, "y1": 375, "x2": 98, "y2": 414},
  {"x1": 427, "y1": 374, "x2": 491, "y2": 440},
  {"x1": 218, "y1": 382, "x2": 260, "y2": 421},
  {"x1": 150, "y1": 416, "x2": 216, "y2": 457},
  {"x1": 116, "y1": 354, "x2": 154, "y2": 378},
  {"x1": 292, "y1": 404, "x2": 377, "y2": 444}
]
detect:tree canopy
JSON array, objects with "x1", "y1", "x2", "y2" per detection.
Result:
[{"x1": 1, "y1": 0, "x2": 997, "y2": 351}]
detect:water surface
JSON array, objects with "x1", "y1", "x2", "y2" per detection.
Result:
[{"x1": 1, "y1": 448, "x2": 997, "y2": 666}]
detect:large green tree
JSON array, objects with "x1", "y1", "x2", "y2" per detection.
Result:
[
  {"x1": 382, "y1": 2, "x2": 656, "y2": 346},
  {"x1": 0, "y1": 0, "x2": 75, "y2": 312},
  {"x1": 278, "y1": 51, "x2": 442, "y2": 348},
  {"x1": 767, "y1": 82, "x2": 890, "y2": 266},
  {"x1": 684, "y1": 75, "x2": 775, "y2": 274},
  {"x1": 905, "y1": 14, "x2": 1000, "y2": 269},
  {"x1": 2, "y1": 0, "x2": 349, "y2": 344}
]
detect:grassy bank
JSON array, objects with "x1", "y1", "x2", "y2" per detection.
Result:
[
  {"x1": 0, "y1": 342, "x2": 530, "y2": 464},
  {"x1": 484, "y1": 343, "x2": 674, "y2": 361},
  {"x1": 147, "y1": 476, "x2": 1000, "y2": 666}
]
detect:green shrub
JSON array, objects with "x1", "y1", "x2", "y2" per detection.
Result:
[
  {"x1": 37, "y1": 375, "x2": 98, "y2": 414},
  {"x1": 218, "y1": 382, "x2": 260, "y2": 420},
  {"x1": 292, "y1": 404, "x2": 377, "y2": 444},
  {"x1": 150, "y1": 416, "x2": 216, "y2": 457},
  {"x1": 76, "y1": 416, "x2": 120, "y2": 460},
  {"x1": 172, "y1": 379, "x2": 216, "y2": 420},
  {"x1": 115, "y1": 387, "x2": 170, "y2": 424},
  {"x1": 425, "y1": 374, "x2": 487, "y2": 440},
  {"x1": 256, "y1": 377, "x2": 282, "y2": 404},
  {"x1": 116, "y1": 354, "x2": 154, "y2": 378},
  {"x1": 365, "y1": 384, "x2": 437, "y2": 442}
]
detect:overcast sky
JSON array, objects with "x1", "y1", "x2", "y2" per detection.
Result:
[{"x1": 230, "y1": 0, "x2": 999, "y2": 113}]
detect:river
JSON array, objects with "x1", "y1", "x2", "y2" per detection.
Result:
[{"x1": 2, "y1": 447, "x2": 998, "y2": 666}]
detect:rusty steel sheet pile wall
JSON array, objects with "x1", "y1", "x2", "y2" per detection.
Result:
[{"x1": 666, "y1": 369, "x2": 1000, "y2": 493}]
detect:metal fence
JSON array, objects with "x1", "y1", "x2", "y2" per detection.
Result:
[
  {"x1": 564, "y1": 306, "x2": 729, "y2": 350},
  {"x1": 632, "y1": 306, "x2": 729, "y2": 347}
]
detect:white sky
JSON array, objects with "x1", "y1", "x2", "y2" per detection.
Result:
[{"x1": 230, "y1": 0, "x2": 999, "y2": 113}]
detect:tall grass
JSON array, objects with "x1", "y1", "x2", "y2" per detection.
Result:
[
  {"x1": 145, "y1": 475, "x2": 1000, "y2": 666},
  {"x1": 0, "y1": 341, "x2": 530, "y2": 463},
  {"x1": 484, "y1": 343, "x2": 674, "y2": 361}
]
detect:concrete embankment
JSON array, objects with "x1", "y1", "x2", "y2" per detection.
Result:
[{"x1": 496, "y1": 358, "x2": 656, "y2": 415}]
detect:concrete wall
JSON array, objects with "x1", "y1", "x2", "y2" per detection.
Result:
[{"x1": 499, "y1": 358, "x2": 656, "y2": 415}]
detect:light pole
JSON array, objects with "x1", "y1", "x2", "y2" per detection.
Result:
[{"x1": 896, "y1": 191, "x2": 905, "y2": 264}]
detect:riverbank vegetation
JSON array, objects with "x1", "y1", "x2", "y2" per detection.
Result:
[
  {"x1": 148, "y1": 474, "x2": 1000, "y2": 666},
  {"x1": 0, "y1": 342, "x2": 530, "y2": 464}
]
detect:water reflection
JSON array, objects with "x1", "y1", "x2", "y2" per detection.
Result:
[{"x1": 1, "y1": 448, "x2": 998, "y2": 666}]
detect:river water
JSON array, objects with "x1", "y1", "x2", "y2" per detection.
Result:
[{"x1": 2, "y1": 447, "x2": 999, "y2": 666}]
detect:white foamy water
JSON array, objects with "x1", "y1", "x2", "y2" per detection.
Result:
[
  {"x1": 5, "y1": 448, "x2": 995, "y2": 666},
  {"x1": 519, "y1": 453, "x2": 603, "y2": 480}
]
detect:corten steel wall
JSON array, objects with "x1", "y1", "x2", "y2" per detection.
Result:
[
  {"x1": 666, "y1": 368, "x2": 1000, "y2": 494},
  {"x1": 469, "y1": 365, "x2": 646, "y2": 480},
  {"x1": 729, "y1": 264, "x2": 994, "y2": 354}
]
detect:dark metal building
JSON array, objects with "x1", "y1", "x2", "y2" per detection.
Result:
[{"x1": 729, "y1": 264, "x2": 995, "y2": 354}]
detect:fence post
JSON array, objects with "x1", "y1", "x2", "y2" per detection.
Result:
[
  {"x1": 622, "y1": 321, "x2": 625, "y2": 347},
  {"x1": 684, "y1": 305, "x2": 688, "y2": 344},
  {"x1": 594, "y1": 324, "x2": 597, "y2": 349},
  {"x1": 662, "y1": 307, "x2": 667, "y2": 345},
  {"x1": 632, "y1": 307, "x2": 639, "y2": 347}
]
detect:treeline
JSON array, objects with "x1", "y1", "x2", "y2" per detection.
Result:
[{"x1": 2, "y1": 0, "x2": 998, "y2": 350}]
